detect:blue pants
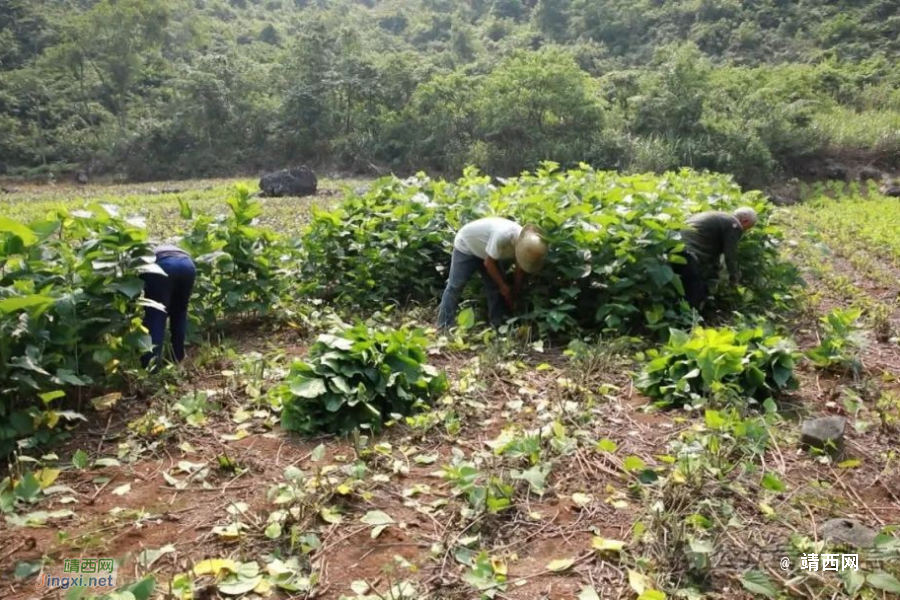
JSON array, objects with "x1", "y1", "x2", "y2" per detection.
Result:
[
  {"x1": 141, "y1": 255, "x2": 196, "y2": 369},
  {"x1": 437, "y1": 250, "x2": 505, "y2": 329}
]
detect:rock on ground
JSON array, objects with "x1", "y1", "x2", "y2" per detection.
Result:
[
  {"x1": 800, "y1": 416, "x2": 846, "y2": 452},
  {"x1": 259, "y1": 166, "x2": 318, "y2": 197},
  {"x1": 880, "y1": 182, "x2": 900, "y2": 197},
  {"x1": 819, "y1": 518, "x2": 879, "y2": 548}
]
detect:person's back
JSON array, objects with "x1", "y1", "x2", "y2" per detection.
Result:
[
  {"x1": 142, "y1": 243, "x2": 196, "y2": 369},
  {"x1": 681, "y1": 211, "x2": 743, "y2": 276}
]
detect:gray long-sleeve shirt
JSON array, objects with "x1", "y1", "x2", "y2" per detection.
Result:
[{"x1": 681, "y1": 211, "x2": 744, "y2": 280}]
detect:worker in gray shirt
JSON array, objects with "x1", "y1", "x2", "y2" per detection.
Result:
[{"x1": 674, "y1": 207, "x2": 758, "y2": 309}]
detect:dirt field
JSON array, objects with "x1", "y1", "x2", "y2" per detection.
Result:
[{"x1": 2, "y1": 182, "x2": 899, "y2": 600}]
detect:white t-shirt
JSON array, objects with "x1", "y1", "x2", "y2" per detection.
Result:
[{"x1": 454, "y1": 218, "x2": 521, "y2": 260}]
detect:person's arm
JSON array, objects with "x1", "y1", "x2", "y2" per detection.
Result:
[
  {"x1": 484, "y1": 257, "x2": 512, "y2": 307},
  {"x1": 514, "y1": 265, "x2": 525, "y2": 299},
  {"x1": 723, "y1": 227, "x2": 742, "y2": 284}
]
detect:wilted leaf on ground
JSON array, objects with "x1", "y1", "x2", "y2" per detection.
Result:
[
  {"x1": 91, "y1": 392, "x2": 122, "y2": 411},
  {"x1": 35, "y1": 469, "x2": 61, "y2": 489},
  {"x1": 628, "y1": 570, "x2": 653, "y2": 595},
  {"x1": 572, "y1": 493, "x2": 593, "y2": 507},
  {"x1": 194, "y1": 559, "x2": 238, "y2": 576},
  {"x1": 546, "y1": 558, "x2": 574, "y2": 572},
  {"x1": 578, "y1": 587, "x2": 600, "y2": 600},
  {"x1": 138, "y1": 545, "x2": 176, "y2": 569},
  {"x1": 592, "y1": 537, "x2": 626, "y2": 553},
  {"x1": 111, "y1": 483, "x2": 131, "y2": 496},
  {"x1": 320, "y1": 506, "x2": 342, "y2": 524}
]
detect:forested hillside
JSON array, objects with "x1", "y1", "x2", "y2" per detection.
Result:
[{"x1": 2, "y1": 0, "x2": 899, "y2": 184}]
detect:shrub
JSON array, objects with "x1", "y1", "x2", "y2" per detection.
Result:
[
  {"x1": 179, "y1": 185, "x2": 303, "y2": 327},
  {"x1": 0, "y1": 188, "x2": 301, "y2": 455},
  {"x1": 301, "y1": 165, "x2": 797, "y2": 335},
  {"x1": 635, "y1": 326, "x2": 799, "y2": 407},
  {"x1": 0, "y1": 205, "x2": 155, "y2": 454},
  {"x1": 805, "y1": 308, "x2": 865, "y2": 376},
  {"x1": 279, "y1": 323, "x2": 448, "y2": 435}
]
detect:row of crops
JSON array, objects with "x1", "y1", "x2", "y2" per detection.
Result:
[{"x1": 1, "y1": 166, "x2": 797, "y2": 455}]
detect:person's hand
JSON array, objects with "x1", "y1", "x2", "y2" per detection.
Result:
[{"x1": 500, "y1": 285, "x2": 514, "y2": 310}]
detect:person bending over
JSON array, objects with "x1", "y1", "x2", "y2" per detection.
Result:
[
  {"x1": 438, "y1": 217, "x2": 548, "y2": 329},
  {"x1": 674, "y1": 207, "x2": 758, "y2": 309},
  {"x1": 141, "y1": 243, "x2": 196, "y2": 369}
]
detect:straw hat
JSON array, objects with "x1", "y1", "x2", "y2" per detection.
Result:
[{"x1": 515, "y1": 225, "x2": 548, "y2": 274}]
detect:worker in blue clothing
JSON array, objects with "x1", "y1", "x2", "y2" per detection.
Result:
[{"x1": 141, "y1": 244, "x2": 196, "y2": 370}]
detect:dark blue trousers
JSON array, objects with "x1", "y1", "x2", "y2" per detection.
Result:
[
  {"x1": 437, "y1": 250, "x2": 506, "y2": 329},
  {"x1": 141, "y1": 255, "x2": 196, "y2": 369}
]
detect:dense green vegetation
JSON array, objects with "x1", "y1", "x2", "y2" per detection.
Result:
[
  {"x1": 302, "y1": 165, "x2": 796, "y2": 335},
  {"x1": 2, "y1": 0, "x2": 899, "y2": 185}
]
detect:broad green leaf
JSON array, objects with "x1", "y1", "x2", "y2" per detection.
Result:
[
  {"x1": 623, "y1": 456, "x2": 646, "y2": 472},
  {"x1": 457, "y1": 307, "x2": 475, "y2": 330},
  {"x1": 741, "y1": 569, "x2": 777, "y2": 598},
  {"x1": 760, "y1": 472, "x2": 786, "y2": 492},
  {"x1": 35, "y1": 469, "x2": 61, "y2": 489},
  {"x1": 0, "y1": 294, "x2": 54, "y2": 314},
  {"x1": 867, "y1": 572, "x2": 900, "y2": 593},
  {"x1": 265, "y1": 522, "x2": 282, "y2": 539},
  {"x1": 290, "y1": 377, "x2": 327, "y2": 399},
  {"x1": 596, "y1": 438, "x2": 618, "y2": 453},
  {"x1": 14, "y1": 560, "x2": 43, "y2": 579},
  {"x1": 310, "y1": 444, "x2": 326, "y2": 462},
  {"x1": 0, "y1": 216, "x2": 38, "y2": 245},
  {"x1": 320, "y1": 506, "x2": 342, "y2": 524}
]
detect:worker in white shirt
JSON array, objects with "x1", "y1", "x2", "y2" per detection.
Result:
[{"x1": 437, "y1": 217, "x2": 548, "y2": 329}]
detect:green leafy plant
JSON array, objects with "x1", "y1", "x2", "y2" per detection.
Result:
[
  {"x1": 278, "y1": 323, "x2": 448, "y2": 435},
  {"x1": 806, "y1": 308, "x2": 865, "y2": 375},
  {"x1": 441, "y1": 461, "x2": 514, "y2": 515},
  {"x1": 301, "y1": 166, "x2": 796, "y2": 336},
  {"x1": 1, "y1": 204, "x2": 156, "y2": 455},
  {"x1": 179, "y1": 185, "x2": 303, "y2": 327},
  {"x1": 636, "y1": 326, "x2": 798, "y2": 407}
]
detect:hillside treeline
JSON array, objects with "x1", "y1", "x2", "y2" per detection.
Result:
[{"x1": 1, "y1": 0, "x2": 899, "y2": 185}]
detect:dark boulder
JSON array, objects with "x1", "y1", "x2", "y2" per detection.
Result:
[
  {"x1": 823, "y1": 161, "x2": 849, "y2": 181},
  {"x1": 259, "y1": 167, "x2": 318, "y2": 197},
  {"x1": 880, "y1": 182, "x2": 900, "y2": 198},
  {"x1": 800, "y1": 416, "x2": 846, "y2": 454},
  {"x1": 819, "y1": 518, "x2": 879, "y2": 548}
]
